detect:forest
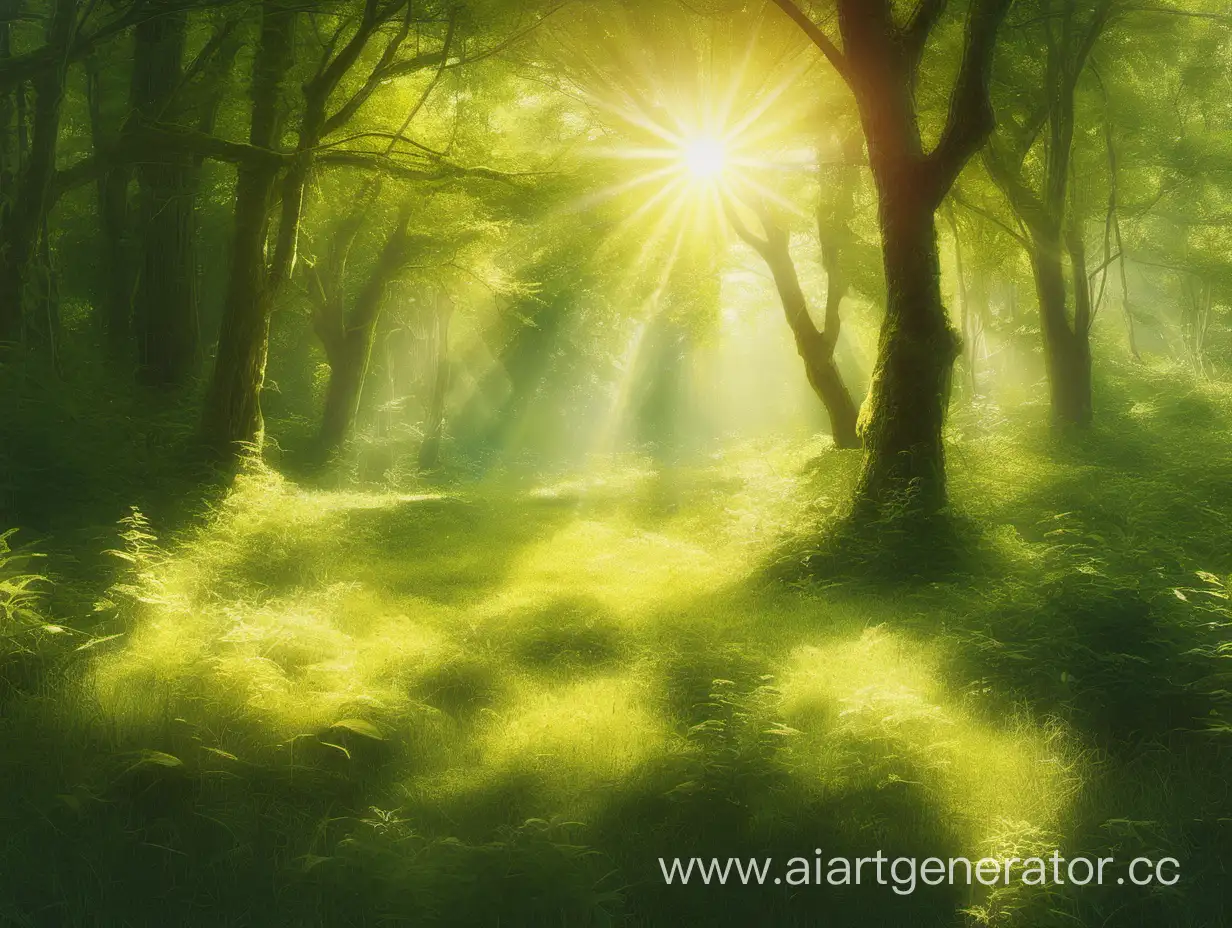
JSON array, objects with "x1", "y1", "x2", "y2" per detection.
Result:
[{"x1": 1, "y1": 0, "x2": 1230, "y2": 925}]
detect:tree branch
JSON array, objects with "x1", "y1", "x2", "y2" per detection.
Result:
[
  {"x1": 950, "y1": 189, "x2": 1031, "y2": 248},
  {"x1": 721, "y1": 195, "x2": 771, "y2": 257},
  {"x1": 903, "y1": 0, "x2": 948, "y2": 70},
  {"x1": 317, "y1": 149, "x2": 535, "y2": 187},
  {"x1": 766, "y1": 0, "x2": 850, "y2": 83},
  {"x1": 924, "y1": 0, "x2": 1015, "y2": 207}
]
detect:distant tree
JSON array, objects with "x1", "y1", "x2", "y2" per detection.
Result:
[
  {"x1": 982, "y1": 0, "x2": 1117, "y2": 427},
  {"x1": 0, "y1": 0, "x2": 77, "y2": 350},
  {"x1": 725, "y1": 193, "x2": 861, "y2": 449}
]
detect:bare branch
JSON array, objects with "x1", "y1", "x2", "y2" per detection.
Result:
[
  {"x1": 766, "y1": 0, "x2": 850, "y2": 82},
  {"x1": 317, "y1": 149, "x2": 537, "y2": 187},
  {"x1": 950, "y1": 188, "x2": 1031, "y2": 248}
]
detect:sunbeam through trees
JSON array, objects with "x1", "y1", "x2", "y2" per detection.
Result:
[{"x1": 1, "y1": 1, "x2": 1231, "y2": 926}]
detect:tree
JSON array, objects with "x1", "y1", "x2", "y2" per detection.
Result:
[
  {"x1": 310, "y1": 199, "x2": 425, "y2": 452},
  {"x1": 416, "y1": 291, "x2": 453, "y2": 470},
  {"x1": 199, "y1": 0, "x2": 560, "y2": 456},
  {"x1": 983, "y1": 0, "x2": 1117, "y2": 427},
  {"x1": 725, "y1": 196, "x2": 861, "y2": 448},
  {"x1": 0, "y1": 0, "x2": 77, "y2": 349},
  {"x1": 769, "y1": 0, "x2": 1014, "y2": 516},
  {"x1": 131, "y1": 5, "x2": 198, "y2": 386}
]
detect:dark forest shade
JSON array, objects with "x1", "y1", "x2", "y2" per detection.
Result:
[
  {"x1": 131, "y1": 8, "x2": 198, "y2": 387},
  {"x1": 0, "y1": 0, "x2": 75, "y2": 349}
]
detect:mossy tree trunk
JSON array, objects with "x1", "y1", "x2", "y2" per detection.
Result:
[
  {"x1": 857, "y1": 177, "x2": 959, "y2": 515},
  {"x1": 199, "y1": 0, "x2": 296, "y2": 453},
  {"x1": 769, "y1": 0, "x2": 1013, "y2": 515}
]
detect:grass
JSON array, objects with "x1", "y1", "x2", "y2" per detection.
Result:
[{"x1": 1, "y1": 355, "x2": 1230, "y2": 927}]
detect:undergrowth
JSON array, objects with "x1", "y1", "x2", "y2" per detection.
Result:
[{"x1": 0, "y1": 354, "x2": 1229, "y2": 927}]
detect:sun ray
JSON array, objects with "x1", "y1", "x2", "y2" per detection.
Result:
[{"x1": 567, "y1": 21, "x2": 829, "y2": 295}]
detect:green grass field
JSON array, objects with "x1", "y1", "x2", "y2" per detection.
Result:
[{"x1": 2, "y1": 359, "x2": 1229, "y2": 927}]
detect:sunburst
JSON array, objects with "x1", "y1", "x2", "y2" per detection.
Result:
[{"x1": 576, "y1": 32, "x2": 821, "y2": 287}]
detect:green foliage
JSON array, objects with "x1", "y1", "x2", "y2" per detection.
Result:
[
  {"x1": 4, "y1": 1, "x2": 1232, "y2": 926},
  {"x1": 0, "y1": 529, "x2": 51, "y2": 659}
]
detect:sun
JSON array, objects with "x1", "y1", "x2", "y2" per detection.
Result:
[
  {"x1": 576, "y1": 43, "x2": 818, "y2": 285},
  {"x1": 682, "y1": 137, "x2": 728, "y2": 182}
]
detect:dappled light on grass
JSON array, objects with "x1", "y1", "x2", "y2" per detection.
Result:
[
  {"x1": 48, "y1": 368, "x2": 1231, "y2": 925},
  {"x1": 423, "y1": 674, "x2": 676, "y2": 817},
  {"x1": 781, "y1": 627, "x2": 1082, "y2": 919},
  {"x1": 72, "y1": 443, "x2": 1104, "y2": 925},
  {"x1": 489, "y1": 518, "x2": 729, "y2": 618}
]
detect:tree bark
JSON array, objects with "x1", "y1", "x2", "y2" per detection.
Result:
[
  {"x1": 855, "y1": 182, "x2": 959, "y2": 515},
  {"x1": 84, "y1": 53, "x2": 133, "y2": 358},
  {"x1": 200, "y1": 0, "x2": 296, "y2": 453},
  {"x1": 0, "y1": 0, "x2": 75, "y2": 349},
  {"x1": 131, "y1": 9, "x2": 199, "y2": 386}
]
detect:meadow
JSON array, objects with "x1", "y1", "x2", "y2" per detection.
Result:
[{"x1": 2, "y1": 353, "x2": 1228, "y2": 928}]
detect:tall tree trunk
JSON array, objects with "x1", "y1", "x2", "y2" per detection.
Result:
[
  {"x1": 769, "y1": 0, "x2": 1012, "y2": 517},
  {"x1": 418, "y1": 296, "x2": 452, "y2": 471},
  {"x1": 84, "y1": 54, "x2": 133, "y2": 358},
  {"x1": 855, "y1": 184, "x2": 959, "y2": 515},
  {"x1": 319, "y1": 330, "x2": 371, "y2": 453},
  {"x1": 0, "y1": 0, "x2": 74, "y2": 350},
  {"x1": 1030, "y1": 231, "x2": 1092, "y2": 426},
  {"x1": 1113, "y1": 215, "x2": 1140, "y2": 362},
  {"x1": 131, "y1": 9, "x2": 198, "y2": 386},
  {"x1": 200, "y1": 0, "x2": 296, "y2": 453},
  {"x1": 985, "y1": 0, "x2": 1112, "y2": 425}
]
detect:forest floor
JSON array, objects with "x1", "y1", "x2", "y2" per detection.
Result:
[{"x1": 1, "y1": 361, "x2": 1231, "y2": 927}]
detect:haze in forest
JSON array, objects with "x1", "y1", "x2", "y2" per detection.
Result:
[{"x1": 1, "y1": 1, "x2": 1230, "y2": 927}]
